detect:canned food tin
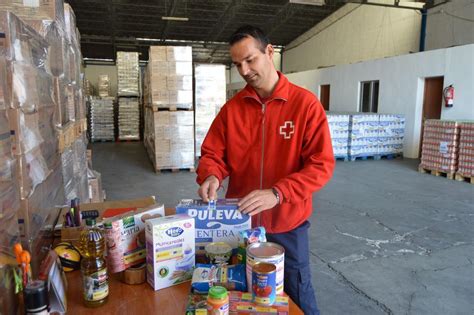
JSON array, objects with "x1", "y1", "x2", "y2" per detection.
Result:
[
  {"x1": 246, "y1": 242, "x2": 285, "y2": 295},
  {"x1": 205, "y1": 242, "x2": 232, "y2": 264},
  {"x1": 252, "y1": 263, "x2": 276, "y2": 306}
]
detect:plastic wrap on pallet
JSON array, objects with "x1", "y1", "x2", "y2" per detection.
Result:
[
  {"x1": 0, "y1": 12, "x2": 49, "y2": 69},
  {"x1": 420, "y1": 119, "x2": 459, "y2": 173},
  {"x1": 52, "y1": 76, "x2": 70, "y2": 126},
  {"x1": 144, "y1": 109, "x2": 195, "y2": 170},
  {"x1": 327, "y1": 113, "x2": 351, "y2": 159},
  {"x1": 90, "y1": 98, "x2": 114, "y2": 141},
  {"x1": 61, "y1": 146, "x2": 76, "y2": 200},
  {"x1": 87, "y1": 167, "x2": 104, "y2": 203},
  {"x1": 117, "y1": 51, "x2": 139, "y2": 96},
  {"x1": 0, "y1": 0, "x2": 65, "y2": 31},
  {"x1": 1, "y1": 62, "x2": 55, "y2": 111},
  {"x1": 195, "y1": 64, "x2": 226, "y2": 157},
  {"x1": 67, "y1": 41, "x2": 81, "y2": 85},
  {"x1": 457, "y1": 122, "x2": 474, "y2": 177},
  {"x1": 18, "y1": 165, "x2": 65, "y2": 249},
  {"x1": 63, "y1": 3, "x2": 78, "y2": 46},
  {"x1": 75, "y1": 84, "x2": 87, "y2": 121},
  {"x1": 0, "y1": 109, "x2": 20, "y2": 248},
  {"x1": 118, "y1": 97, "x2": 140, "y2": 140},
  {"x1": 98, "y1": 75, "x2": 111, "y2": 98},
  {"x1": 349, "y1": 113, "x2": 379, "y2": 158},
  {"x1": 378, "y1": 114, "x2": 405, "y2": 155}
]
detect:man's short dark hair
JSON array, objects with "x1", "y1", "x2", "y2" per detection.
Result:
[{"x1": 229, "y1": 25, "x2": 270, "y2": 53}]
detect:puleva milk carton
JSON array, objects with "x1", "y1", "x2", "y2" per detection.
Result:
[
  {"x1": 175, "y1": 199, "x2": 251, "y2": 254},
  {"x1": 146, "y1": 214, "x2": 195, "y2": 290}
]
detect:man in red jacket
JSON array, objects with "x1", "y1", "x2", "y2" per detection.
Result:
[{"x1": 197, "y1": 25, "x2": 335, "y2": 315}]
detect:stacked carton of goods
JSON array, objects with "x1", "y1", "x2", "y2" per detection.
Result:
[
  {"x1": 146, "y1": 46, "x2": 193, "y2": 110},
  {"x1": 118, "y1": 97, "x2": 140, "y2": 140},
  {"x1": 419, "y1": 120, "x2": 459, "y2": 177},
  {"x1": 0, "y1": 11, "x2": 66, "y2": 245},
  {"x1": 194, "y1": 64, "x2": 226, "y2": 157},
  {"x1": 378, "y1": 114, "x2": 405, "y2": 156},
  {"x1": 0, "y1": 70, "x2": 20, "y2": 248},
  {"x1": 456, "y1": 122, "x2": 474, "y2": 180},
  {"x1": 144, "y1": 46, "x2": 195, "y2": 171},
  {"x1": 90, "y1": 98, "x2": 115, "y2": 141},
  {"x1": 98, "y1": 74, "x2": 111, "y2": 98},
  {"x1": 326, "y1": 113, "x2": 351, "y2": 160},
  {"x1": 117, "y1": 51, "x2": 140, "y2": 97},
  {"x1": 349, "y1": 113, "x2": 379, "y2": 159},
  {"x1": 144, "y1": 109, "x2": 195, "y2": 171},
  {"x1": 117, "y1": 51, "x2": 140, "y2": 140}
]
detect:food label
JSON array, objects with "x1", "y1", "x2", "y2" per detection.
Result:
[{"x1": 82, "y1": 267, "x2": 109, "y2": 301}]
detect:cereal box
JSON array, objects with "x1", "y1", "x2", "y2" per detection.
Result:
[
  {"x1": 146, "y1": 214, "x2": 195, "y2": 290},
  {"x1": 176, "y1": 199, "x2": 251, "y2": 254},
  {"x1": 103, "y1": 204, "x2": 165, "y2": 273}
]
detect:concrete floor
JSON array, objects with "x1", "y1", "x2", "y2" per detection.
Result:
[{"x1": 91, "y1": 142, "x2": 474, "y2": 315}]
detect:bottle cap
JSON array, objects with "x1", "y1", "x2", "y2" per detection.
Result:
[
  {"x1": 208, "y1": 286, "x2": 228, "y2": 299},
  {"x1": 24, "y1": 280, "x2": 48, "y2": 312},
  {"x1": 85, "y1": 218, "x2": 96, "y2": 226}
]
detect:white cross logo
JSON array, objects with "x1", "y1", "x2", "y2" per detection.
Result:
[{"x1": 280, "y1": 121, "x2": 295, "y2": 139}]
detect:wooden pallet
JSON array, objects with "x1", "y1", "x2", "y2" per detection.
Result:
[
  {"x1": 148, "y1": 104, "x2": 193, "y2": 112},
  {"x1": 116, "y1": 138, "x2": 141, "y2": 142},
  {"x1": 418, "y1": 166, "x2": 455, "y2": 180},
  {"x1": 455, "y1": 173, "x2": 474, "y2": 184},
  {"x1": 91, "y1": 139, "x2": 115, "y2": 143},
  {"x1": 154, "y1": 167, "x2": 195, "y2": 174}
]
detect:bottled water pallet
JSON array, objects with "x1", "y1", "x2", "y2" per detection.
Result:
[
  {"x1": 418, "y1": 166, "x2": 455, "y2": 180},
  {"x1": 455, "y1": 173, "x2": 474, "y2": 184}
]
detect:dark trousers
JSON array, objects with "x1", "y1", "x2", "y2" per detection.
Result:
[{"x1": 267, "y1": 221, "x2": 320, "y2": 315}]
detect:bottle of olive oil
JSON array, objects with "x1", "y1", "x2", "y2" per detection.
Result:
[{"x1": 80, "y1": 218, "x2": 109, "y2": 307}]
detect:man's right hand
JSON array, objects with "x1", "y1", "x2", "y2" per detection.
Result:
[{"x1": 198, "y1": 175, "x2": 219, "y2": 202}]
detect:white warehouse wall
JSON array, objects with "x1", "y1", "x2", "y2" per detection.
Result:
[
  {"x1": 285, "y1": 44, "x2": 474, "y2": 159},
  {"x1": 425, "y1": 0, "x2": 474, "y2": 50},
  {"x1": 283, "y1": 1, "x2": 422, "y2": 73}
]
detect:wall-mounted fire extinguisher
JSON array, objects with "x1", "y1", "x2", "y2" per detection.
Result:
[{"x1": 443, "y1": 85, "x2": 454, "y2": 107}]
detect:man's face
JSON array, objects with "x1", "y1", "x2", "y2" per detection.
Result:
[{"x1": 230, "y1": 36, "x2": 274, "y2": 90}]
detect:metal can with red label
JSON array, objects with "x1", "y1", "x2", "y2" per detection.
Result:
[{"x1": 251, "y1": 262, "x2": 277, "y2": 306}]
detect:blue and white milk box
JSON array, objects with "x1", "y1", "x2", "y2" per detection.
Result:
[{"x1": 176, "y1": 199, "x2": 251, "y2": 254}]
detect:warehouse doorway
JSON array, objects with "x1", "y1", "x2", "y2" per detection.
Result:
[
  {"x1": 420, "y1": 76, "x2": 444, "y2": 156},
  {"x1": 320, "y1": 84, "x2": 330, "y2": 110}
]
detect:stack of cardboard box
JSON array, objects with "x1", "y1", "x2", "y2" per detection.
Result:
[
  {"x1": 144, "y1": 46, "x2": 195, "y2": 171},
  {"x1": 0, "y1": 10, "x2": 66, "y2": 247},
  {"x1": 0, "y1": 2, "x2": 101, "y2": 249},
  {"x1": 117, "y1": 51, "x2": 140, "y2": 140},
  {"x1": 420, "y1": 119, "x2": 459, "y2": 174},
  {"x1": 456, "y1": 122, "x2": 474, "y2": 179},
  {"x1": 194, "y1": 64, "x2": 226, "y2": 157}
]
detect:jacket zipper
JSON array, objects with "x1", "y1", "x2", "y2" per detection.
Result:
[{"x1": 258, "y1": 102, "x2": 266, "y2": 227}]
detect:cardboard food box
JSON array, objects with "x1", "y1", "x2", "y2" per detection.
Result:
[
  {"x1": 60, "y1": 196, "x2": 156, "y2": 247},
  {"x1": 185, "y1": 293, "x2": 208, "y2": 315},
  {"x1": 229, "y1": 291, "x2": 290, "y2": 315},
  {"x1": 146, "y1": 214, "x2": 195, "y2": 291},
  {"x1": 175, "y1": 199, "x2": 251, "y2": 255},
  {"x1": 104, "y1": 203, "x2": 165, "y2": 273}
]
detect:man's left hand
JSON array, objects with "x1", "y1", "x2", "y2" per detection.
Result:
[{"x1": 238, "y1": 189, "x2": 278, "y2": 216}]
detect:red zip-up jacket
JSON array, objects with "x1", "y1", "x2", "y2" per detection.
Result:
[{"x1": 197, "y1": 72, "x2": 335, "y2": 233}]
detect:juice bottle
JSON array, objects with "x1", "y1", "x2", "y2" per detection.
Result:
[
  {"x1": 80, "y1": 218, "x2": 109, "y2": 307},
  {"x1": 207, "y1": 286, "x2": 229, "y2": 315}
]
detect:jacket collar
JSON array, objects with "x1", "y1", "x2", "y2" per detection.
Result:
[{"x1": 240, "y1": 71, "x2": 289, "y2": 103}]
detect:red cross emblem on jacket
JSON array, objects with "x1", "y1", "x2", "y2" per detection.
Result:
[{"x1": 280, "y1": 121, "x2": 295, "y2": 139}]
